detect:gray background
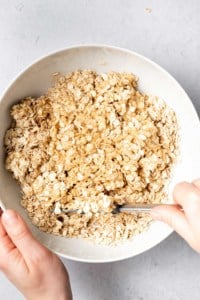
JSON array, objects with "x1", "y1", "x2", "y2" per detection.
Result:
[{"x1": 0, "y1": 0, "x2": 199, "y2": 299}]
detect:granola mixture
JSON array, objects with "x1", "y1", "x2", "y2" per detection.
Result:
[{"x1": 4, "y1": 70, "x2": 178, "y2": 244}]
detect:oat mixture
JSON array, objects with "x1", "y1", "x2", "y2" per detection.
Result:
[{"x1": 4, "y1": 70, "x2": 178, "y2": 244}]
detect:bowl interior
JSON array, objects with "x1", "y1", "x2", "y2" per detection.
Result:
[{"x1": 0, "y1": 45, "x2": 200, "y2": 262}]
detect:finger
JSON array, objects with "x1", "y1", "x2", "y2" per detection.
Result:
[
  {"x1": 0, "y1": 216, "x2": 16, "y2": 254},
  {"x1": 151, "y1": 205, "x2": 190, "y2": 242},
  {"x1": 2, "y1": 210, "x2": 50, "y2": 265},
  {"x1": 173, "y1": 182, "x2": 200, "y2": 220},
  {"x1": 0, "y1": 216, "x2": 17, "y2": 271},
  {"x1": 192, "y1": 178, "x2": 200, "y2": 190},
  {"x1": 0, "y1": 208, "x2": 4, "y2": 236},
  {"x1": 0, "y1": 214, "x2": 6, "y2": 236}
]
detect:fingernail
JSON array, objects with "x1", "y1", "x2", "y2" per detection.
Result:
[
  {"x1": 3, "y1": 210, "x2": 19, "y2": 225},
  {"x1": 150, "y1": 209, "x2": 161, "y2": 220}
]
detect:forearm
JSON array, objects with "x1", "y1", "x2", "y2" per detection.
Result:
[{"x1": 26, "y1": 284, "x2": 73, "y2": 300}]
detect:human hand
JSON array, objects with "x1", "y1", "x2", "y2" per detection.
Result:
[
  {"x1": 151, "y1": 179, "x2": 200, "y2": 253},
  {"x1": 0, "y1": 209, "x2": 72, "y2": 300}
]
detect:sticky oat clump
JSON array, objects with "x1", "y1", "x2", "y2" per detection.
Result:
[{"x1": 4, "y1": 70, "x2": 178, "y2": 244}]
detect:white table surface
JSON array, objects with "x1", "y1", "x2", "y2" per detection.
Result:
[{"x1": 0, "y1": 0, "x2": 200, "y2": 299}]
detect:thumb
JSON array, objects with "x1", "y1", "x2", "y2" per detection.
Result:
[
  {"x1": 2, "y1": 210, "x2": 49, "y2": 264},
  {"x1": 151, "y1": 205, "x2": 190, "y2": 242}
]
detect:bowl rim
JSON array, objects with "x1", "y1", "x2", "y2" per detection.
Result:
[
  {"x1": 0, "y1": 44, "x2": 199, "y2": 263},
  {"x1": 1, "y1": 43, "x2": 199, "y2": 122}
]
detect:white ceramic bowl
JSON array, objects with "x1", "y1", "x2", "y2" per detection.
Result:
[{"x1": 0, "y1": 45, "x2": 200, "y2": 263}]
